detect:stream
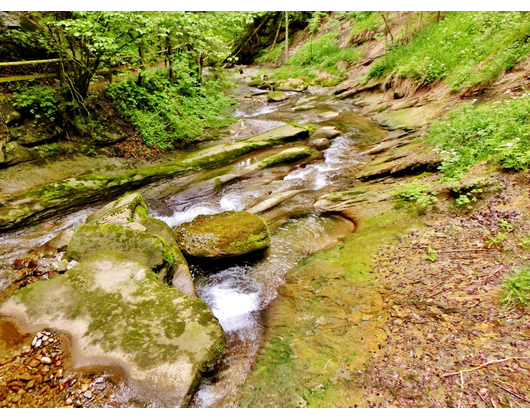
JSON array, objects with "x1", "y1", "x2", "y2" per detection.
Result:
[{"x1": 0, "y1": 71, "x2": 387, "y2": 407}]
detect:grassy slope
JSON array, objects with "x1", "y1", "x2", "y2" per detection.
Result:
[{"x1": 237, "y1": 11, "x2": 530, "y2": 407}]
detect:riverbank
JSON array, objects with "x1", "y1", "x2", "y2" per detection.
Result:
[
  {"x1": 233, "y1": 165, "x2": 530, "y2": 407},
  {"x1": 1, "y1": 49, "x2": 530, "y2": 407},
  {"x1": 228, "y1": 50, "x2": 530, "y2": 407}
]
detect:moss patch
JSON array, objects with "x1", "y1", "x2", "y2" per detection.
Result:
[
  {"x1": 5, "y1": 252, "x2": 226, "y2": 406},
  {"x1": 175, "y1": 211, "x2": 270, "y2": 259},
  {"x1": 236, "y1": 210, "x2": 415, "y2": 407}
]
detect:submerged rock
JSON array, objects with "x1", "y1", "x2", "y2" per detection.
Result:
[
  {"x1": 308, "y1": 126, "x2": 341, "y2": 150},
  {"x1": 267, "y1": 91, "x2": 289, "y2": 102},
  {"x1": 0, "y1": 253, "x2": 226, "y2": 407},
  {"x1": 174, "y1": 211, "x2": 270, "y2": 259},
  {"x1": 246, "y1": 190, "x2": 305, "y2": 214}
]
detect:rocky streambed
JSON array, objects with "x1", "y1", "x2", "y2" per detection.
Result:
[{"x1": 0, "y1": 69, "x2": 442, "y2": 407}]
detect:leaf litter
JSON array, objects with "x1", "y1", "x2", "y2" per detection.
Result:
[{"x1": 355, "y1": 173, "x2": 530, "y2": 407}]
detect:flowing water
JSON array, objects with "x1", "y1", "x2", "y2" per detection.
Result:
[{"x1": 0, "y1": 73, "x2": 387, "y2": 407}]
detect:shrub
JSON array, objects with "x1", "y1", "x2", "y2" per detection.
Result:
[
  {"x1": 105, "y1": 67, "x2": 235, "y2": 150},
  {"x1": 501, "y1": 267, "x2": 530, "y2": 307},
  {"x1": 394, "y1": 180, "x2": 438, "y2": 215},
  {"x1": 428, "y1": 94, "x2": 530, "y2": 178},
  {"x1": 10, "y1": 85, "x2": 60, "y2": 121}
]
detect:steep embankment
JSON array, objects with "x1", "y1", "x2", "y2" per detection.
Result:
[{"x1": 234, "y1": 11, "x2": 530, "y2": 408}]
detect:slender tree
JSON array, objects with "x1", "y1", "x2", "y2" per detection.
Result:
[{"x1": 285, "y1": 11, "x2": 289, "y2": 63}]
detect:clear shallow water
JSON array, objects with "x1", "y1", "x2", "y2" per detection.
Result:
[
  {"x1": 0, "y1": 84, "x2": 380, "y2": 407},
  {"x1": 145, "y1": 95, "x2": 366, "y2": 406},
  {"x1": 0, "y1": 208, "x2": 95, "y2": 293}
]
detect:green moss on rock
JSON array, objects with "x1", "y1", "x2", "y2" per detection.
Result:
[
  {"x1": 2, "y1": 252, "x2": 226, "y2": 407},
  {"x1": 174, "y1": 211, "x2": 271, "y2": 258},
  {"x1": 86, "y1": 193, "x2": 149, "y2": 225},
  {"x1": 258, "y1": 146, "x2": 320, "y2": 169},
  {"x1": 64, "y1": 223, "x2": 169, "y2": 271}
]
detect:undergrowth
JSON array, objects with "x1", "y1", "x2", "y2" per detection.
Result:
[
  {"x1": 501, "y1": 267, "x2": 530, "y2": 307},
  {"x1": 427, "y1": 93, "x2": 530, "y2": 179},
  {"x1": 259, "y1": 32, "x2": 362, "y2": 86},
  {"x1": 366, "y1": 11, "x2": 530, "y2": 90},
  {"x1": 105, "y1": 67, "x2": 236, "y2": 150}
]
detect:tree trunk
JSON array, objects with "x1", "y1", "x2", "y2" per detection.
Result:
[
  {"x1": 381, "y1": 13, "x2": 394, "y2": 45},
  {"x1": 197, "y1": 53, "x2": 203, "y2": 85},
  {"x1": 166, "y1": 35, "x2": 175, "y2": 83},
  {"x1": 137, "y1": 41, "x2": 146, "y2": 87},
  {"x1": 284, "y1": 11, "x2": 289, "y2": 63}
]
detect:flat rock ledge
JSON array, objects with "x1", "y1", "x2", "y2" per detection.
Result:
[
  {"x1": 174, "y1": 211, "x2": 270, "y2": 259},
  {"x1": 0, "y1": 253, "x2": 226, "y2": 407},
  {"x1": 4, "y1": 193, "x2": 210, "y2": 406}
]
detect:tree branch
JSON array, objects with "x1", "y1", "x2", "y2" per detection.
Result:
[{"x1": 441, "y1": 357, "x2": 530, "y2": 378}]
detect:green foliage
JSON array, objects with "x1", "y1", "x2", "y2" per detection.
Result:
[
  {"x1": 10, "y1": 85, "x2": 60, "y2": 121},
  {"x1": 366, "y1": 12, "x2": 530, "y2": 90},
  {"x1": 349, "y1": 12, "x2": 382, "y2": 38},
  {"x1": 428, "y1": 94, "x2": 530, "y2": 178},
  {"x1": 501, "y1": 267, "x2": 530, "y2": 307},
  {"x1": 394, "y1": 180, "x2": 438, "y2": 215},
  {"x1": 72, "y1": 114, "x2": 104, "y2": 142},
  {"x1": 267, "y1": 32, "x2": 362, "y2": 85},
  {"x1": 424, "y1": 247, "x2": 438, "y2": 262},
  {"x1": 105, "y1": 67, "x2": 235, "y2": 150},
  {"x1": 450, "y1": 177, "x2": 489, "y2": 209},
  {"x1": 34, "y1": 11, "x2": 252, "y2": 103}
]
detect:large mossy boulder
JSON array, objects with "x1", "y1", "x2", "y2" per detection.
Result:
[
  {"x1": 69, "y1": 194, "x2": 196, "y2": 297},
  {"x1": 0, "y1": 253, "x2": 226, "y2": 407},
  {"x1": 174, "y1": 211, "x2": 270, "y2": 259},
  {"x1": 64, "y1": 223, "x2": 171, "y2": 271}
]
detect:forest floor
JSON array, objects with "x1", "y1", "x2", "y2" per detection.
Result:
[{"x1": 358, "y1": 172, "x2": 530, "y2": 407}]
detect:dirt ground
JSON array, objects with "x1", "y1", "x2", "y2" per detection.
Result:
[{"x1": 357, "y1": 172, "x2": 530, "y2": 407}]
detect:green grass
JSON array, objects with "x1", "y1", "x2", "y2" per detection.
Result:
[
  {"x1": 501, "y1": 267, "x2": 530, "y2": 307},
  {"x1": 260, "y1": 32, "x2": 363, "y2": 86},
  {"x1": 427, "y1": 94, "x2": 530, "y2": 179},
  {"x1": 366, "y1": 11, "x2": 530, "y2": 90}
]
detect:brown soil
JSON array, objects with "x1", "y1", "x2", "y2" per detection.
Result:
[{"x1": 355, "y1": 172, "x2": 530, "y2": 407}]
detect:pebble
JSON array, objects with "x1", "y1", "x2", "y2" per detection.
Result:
[
  {"x1": 83, "y1": 390, "x2": 92, "y2": 399},
  {"x1": 34, "y1": 339, "x2": 42, "y2": 348},
  {"x1": 81, "y1": 383, "x2": 89, "y2": 392},
  {"x1": 41, "y1": 336, "x2": 48, "y2": 342},
  {"x1": 40, "y1": 356, "x2": 52, "y2": 365},
  {"x1": 44, "y1": 331, "x2": 51, "y2": 336},
  {"x1": 37, "y1": 332, "x2": 43, "y2": 339},
  {"x1": 32, "y1": 337, "x2": 37, "y2": 346},
  {"x1": 28, "y1": 359, "x2": 40, "y2": 368}
]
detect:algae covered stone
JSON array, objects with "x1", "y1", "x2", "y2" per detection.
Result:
[
  {"x1": 174, "y1": 211, "x2": 270, "y2": 259},
  {"x1": 64, "y1": 223, "x2": 169, "y2": 271},
  {"x1": 0, "y1": 252, "x2": 226, "y2": 407},
  {"x1": 66, "y1": 193, "x2": 196, "y2": 296},
  {"x1": 86, "y1": 192, "x2": 148, "y2": 225},
  {"x1": 267, "y1": 91, "x2": 289, "y2": 102}
]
